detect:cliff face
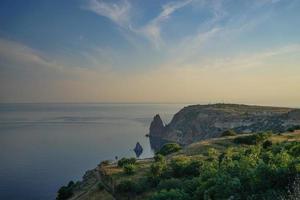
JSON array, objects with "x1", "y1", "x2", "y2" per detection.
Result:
[{"x1": 149, "y1": 104, "x2": 300, "y2": 145}]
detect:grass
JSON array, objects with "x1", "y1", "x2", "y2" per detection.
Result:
[
  {"x1": 180, "y1": 131, "x2": 300, "y2": 156},
  {"x1": 102, "y1": 159, "x2": 153, "y2": 185}
]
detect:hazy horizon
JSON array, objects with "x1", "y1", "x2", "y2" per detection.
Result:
[
  {"x1": 1, "y1": 0, "x2": 300, "y2": 106},
  {"x1": 1, "y1": 102, "x2": 300, "y2": 109}
]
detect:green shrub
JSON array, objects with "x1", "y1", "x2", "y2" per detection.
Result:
[
  {"x1": 221, "y1": 129, "x2": 237, "y2": 137},
  {"x1": 158, "y1": 143, "x2": 182, "y2": 156},
  {"x1": 181, "y1": 178, "x2": 202, "y2": 195},
  {"x1": 117, "y1": 157, "x2": 136, "y2": 167},
  {"x1": 150, "y1": 189, "x2": 191, "y2": 200},
  {"x1": 157, "y1": 178, "x2": 183, "y2": 190},
  {"x1": 150, "y1": 162, "x2": 166, "y2": 177},
  {"x1": 287, "y1": 125, "x2": 300, "y2": 132},
  {"x1": 57, "y1": 181, "x2": 74, "y2": 200},
  {"x1": 234, "y1": 132, "x2": 271, "y2": 145},
  {"x1": 170, "y1": 156, "x2": 190, "y2": 177},
  {"x1": 97, "y1": 182, "x2": 104, "y2": 190},
  {"x1": 207, "y1": 148, "x2": 219, "y2": 161},
  {"x1": 289, "y1": 144, "x2": 300, "y2": 157},
  {"x1": 263, "y1": 140, "x2": 273, "y2": 149},
  {"x1": 123, "y1": 164, "x2": 136, "y2": 175},
  {"x1": 184, "y1": 159, "x2": 202, "y2": 176},
  {"x1": 116, "y1": 180, "x2": 134, "y2": 193},
  {"x1": 154, "y1": 154, "x2": 165, "y2": 162},
  {"x1": 116, "y1": 179, "x2": 146, "y2": 195}
]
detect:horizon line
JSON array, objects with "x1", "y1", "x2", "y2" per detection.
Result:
[{"x1": 0, "y1": 101, "x2": 299, "y2": 108}]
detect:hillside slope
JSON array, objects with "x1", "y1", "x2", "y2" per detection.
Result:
[
  {"x1": 149, "y1": 104, "x2": 300, "y2": 144},
  {"x1": 62, "y1": 131, "x2": 300, "y2": 200}
]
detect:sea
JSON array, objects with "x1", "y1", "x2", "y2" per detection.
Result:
[{"x1": 0, "y1": 103, "x2": 185, "y2": 200}]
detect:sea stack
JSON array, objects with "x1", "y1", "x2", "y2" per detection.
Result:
[
  {"x1": 149, "y1": 114, "x2": 165, "y2": 137},
  {"x1": 134, "y1": 142, "x2": 143, "y2": 158}
]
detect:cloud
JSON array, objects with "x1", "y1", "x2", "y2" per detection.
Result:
[
  {"x1": 84, "y1": 0, "x2": 193, "y2": 48},
  {"x1": 1, "y1": 38, "x2": 299, "y2": 106},
  {"x1": 136, "y1": 0, "x2": 193, "y2": 48},
  {"x1": 0, "y1": 38, "x2": 63, "y2": 74},
  {"x1": 84, "y1": 0, "x2": 131, "y2": 27},
  {"x1": 196, "y1": 44, "x2": 300, "y2": 71}
]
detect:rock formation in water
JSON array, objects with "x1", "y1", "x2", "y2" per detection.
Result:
[
  {"x1": 134, "y1": 142, "x2": 143, "y2": 158},
  {"x1": 149, "y1": 114, "x2": 165, "y2": 137},
  {"x1": 149, "y1": 104, "x2": 300, "y2": 145}
]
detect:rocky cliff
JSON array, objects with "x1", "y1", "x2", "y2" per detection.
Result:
[{"x1": 149, "y1": 104, "x2": 300, "y2": 145}]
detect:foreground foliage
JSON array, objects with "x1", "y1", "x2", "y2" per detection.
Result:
[
  {"x1": 116, "y1": 133, "x2": 300, "y2": 200},
  {"x1": 57, "y1": 132, "x2": 300, "y2": 200}
]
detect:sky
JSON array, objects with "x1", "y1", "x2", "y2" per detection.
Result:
[{"x1": 0, "y1": 0, "x2": 300, "y2": 106}]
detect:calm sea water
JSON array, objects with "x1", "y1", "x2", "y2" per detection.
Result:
[{"x1": 0, "y1": 103, "x2": 185, "y2": 200}]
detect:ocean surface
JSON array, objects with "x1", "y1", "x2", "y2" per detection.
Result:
[{"x1": 0, "y1": 103, "x2": 185, "y2": 200}]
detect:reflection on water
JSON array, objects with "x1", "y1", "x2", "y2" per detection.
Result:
[{"x1": 0, "y1": 103, "x2": 184, "y2": 200}]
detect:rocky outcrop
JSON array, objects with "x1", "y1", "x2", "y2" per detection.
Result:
[
  {"x1": 149, "y1": 114, "x2": 165, "y2": 137},
  {"x1": 149, "y1": 104, "x2": 300, "y2": 145},
  {"x1": 134, "y1": 142, "x2": 143, "y2": 158}
]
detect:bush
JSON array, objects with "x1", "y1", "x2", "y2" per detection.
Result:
[
  {"x1": 116, "y1": 180, "x2": 135, "y2": 193},
  {"x1": 97, "y1": 182, "x2": 104, "y2": 190},
  {"x1": 116, "y1": 179, "x2": 146, "y2": 195},
  {"x1": 57, "y1": 185, "x2": 74, "y2": 200},
  {"x1": 118, "y1": 157, "x2": 136, "y2": 167},
  {"x1": 234, "y1": 132, "x2": 271, "y2": 145},
  {"x1": 170, "y1": 156, "x2": 190, "y2": 177},
  {"x1": 150, "y1": 189, "x2": 191, "y2": 200},
  {"x1": 154, "y1": 154, "x2": 165, "y2": 162},
  {"x1": 123, "y1": 164, "x2": 136, "y2": 175},
  {"x1": 289, "y1": 144, "x2": 300, "y2": 157},
  {"x1": 158, "y1": 143, "x2": 182, "y2": 156},
  {"x1": 287, "y1": 125, "x2": 300, "y2": 132},
  {"x1": 150, "y1": 162, "x2": 167, "y2": 177},
  {"x1": 157, "y1": 178, "x2": 182, "y2": 190},
  {"x1": 221, "y1": 129, "x2": 237, "y2": 137},
  {"x1": 184, "y1": 159, "x2": 202, "y2": 176},
  {"x1": 207, "y1": 148, "x2": 219, "y2": 161},
  {"x1": 263, "y1": 140, "x2": 273, "y2": 149}
]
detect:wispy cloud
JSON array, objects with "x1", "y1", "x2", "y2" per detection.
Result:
[
  {"x1": 136, "y1": 0, "x2": 193, "y2": 48},
  {"x1": 84, "y1": 0, "x2": 131, "y2": 27},
  {"x1": 0, "y1": 38, "x2": 61, "y2": 72},
  {"x1": 84, "y1": 0, "x2": 193, "y2": 48}
]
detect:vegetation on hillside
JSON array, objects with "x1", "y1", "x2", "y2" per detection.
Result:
[
  {"x1": 57, "y1": 131, "x2": 300, "y2": 200},
  {"x1": 57, "y1": 181, "x2": 76, "y2": 200},
  {"x1": 157, "y1": 143, "x2": 182, "y2": 156},
  {"x1": 221, "y1": 129, "x2": 237, "y2": 137}
]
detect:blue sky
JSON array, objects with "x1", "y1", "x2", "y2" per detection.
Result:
[{"x1": 0, "y1": 0, "x2": 300, "y2": 105}]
